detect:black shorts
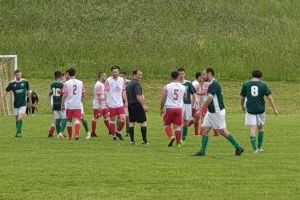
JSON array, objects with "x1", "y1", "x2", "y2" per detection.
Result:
[{"x1": 128, "y1": 103, "x2": 147, "y2": 123}]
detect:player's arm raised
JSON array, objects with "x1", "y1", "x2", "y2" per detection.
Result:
[{"x1": 160, "y1": 87, "x2": 167, "y2": 116}]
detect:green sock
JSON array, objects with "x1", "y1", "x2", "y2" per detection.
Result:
[
  {"x1": 250, "y1": 136, "x2": 257, "y2": 151},
  {"x1": 61, "y1": 119, "x2": 67, "y2": 133},
  {"x1": 82, "y1": 119, "x2": 89, "y2": 133},
  {"x1": 226, "y1": 134, "x2": 241, "y2": 149},
  {"x1": 55, "y1": 119, "x2": 61, "y2": 134},
  {"x1": 200, "y1": 135, "x2": 209, "y2": 152},
  {"x1": 182, "y1": 127, "x2": 188, "y2": 141},
  {"x1": 16, "y1": 120, "x2": 23, "y2": 134},
  {"x1": 258, "y1": 131, "x2": 264, "y2": 149}
]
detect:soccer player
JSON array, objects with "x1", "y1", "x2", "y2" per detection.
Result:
[
  {"x1": 194, "y1": 68, "x2": 244, "y2": 156},
  {"x1": 91, "y1": 71, "x2": 110, "y2": 137},
  {"x1": 1, "y1": 69, "x2": 31, "y2": 137},
  {"x1": 126, "y1": 70, "x2": 149, "y2": 144},
  {"x1": 177, "y1": 67, "x2": 198, "y2": 142},
  {"x1": 161, "y1": 71, "x2": 186, "y2": 147},
  {"x1": 105, "y1": 66, "x2": 128, "y2": 140},
  {"x1": 64, "y1": 70, "x2": 91, "y2": 139},
  {"x1": 48, "y1": 73, "x2": 66, "y2": 137},
  {"x1": 191, "y1": 72, "x2": 203, "y2": 136},
  {"x1": 120, "y1": 71, "x2": 131, "y2": 136},
  {"x1": 240, "y1": 70, "x2": 278, "y2": 153},
  {"x1": 49, "y1": 71, "x2": 66, "y2": 139},
  {"x1": 61, "y1": 68, "x2": 85, "y2": 140}
]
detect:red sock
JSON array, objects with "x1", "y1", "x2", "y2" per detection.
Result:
[
  {"x1": 104, "y1": 119, "x2": 110, "y2": 131},
  {"x1": 165, "y1": 126, "x2": 172, "y2": 138},
  {"x1": 194, "y1": 121, "x2": 199, "y2": 135},
  {"x1": 67, "y1": 126, "x2": 72, "y2": 139},
  {"x1": 117, "y1": 121, "x2": 125, "y2": 132},
  {"x1": 110, "y1": 123, "x2": 116, "y2": 136},
  {"x1": 92, "y1": 120, "x2": 97, "y2": 133},
  {"x1": 75, "y1": 123, "x2": 80, "y2": 138},
  {"x1": 175, "y1": 130, "x2": 182, "y2": 144},
  {"x1": 49, "y1": 125, "x2": 55, "y2": 136}
]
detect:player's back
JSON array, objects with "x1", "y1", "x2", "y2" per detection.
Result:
[
  {"x1": 51, "y1": 81, "x2": 64, "y2": 110},
  {"x1": 64, "y1": 78, "x2": 83, "y2": 109},
  {"x1": 105, "y1": 76, "x2": 125, "y2": 108},
  {"x1": 93, "y1": 81, "x2": 105, "y2": 108},
  {"x1": 165, "y1": 82, "x2": 185, "y2": 108},
  {"x1": 242, "y1": 80, "x2": 271, "y2": 114}
]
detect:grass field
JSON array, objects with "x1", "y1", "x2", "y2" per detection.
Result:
[
  {"x1": 0, "y1": 113, "x2": 299, "y2": 200},
  {"x1": 1, "y1": 0, "x2": 300, "y2": 199},
  {"x1": 1, "y1": 0, "x2": 300, "y2": 80}
]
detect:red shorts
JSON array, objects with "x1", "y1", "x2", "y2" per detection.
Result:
[
  {"x1": 66, "y1": 109, "x2": 82, "y2": 120},
  {"x1": 93, "y1": 108, "x2": 109, "y2": 119},
  {"x1": 109, "y1": 106, "x2": 125, "y2": 117},
  {"x1": 199, "y1": 108, "x2": 208, "y2": 117},
  {"x1": 164, "y1": 108, "x2": 183, "y2": 126}
]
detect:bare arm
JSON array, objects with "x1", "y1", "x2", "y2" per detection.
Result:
[
  {"x1": 200, "y1": 95, "x2": 213, "y2": 111},
  {"x1": 61, "y1": 93, "x2": 67, "y2": 110},
  {"x1": 137, "y1": 95, "x2": 148, "y2": 112},
  {"x1": 160, "y1": 89, "x2": 167, "y2": 115},
  {"x1": 267, "y1": 95, "x2": 278, "y2": 115},
  {"x1": 122, "y1": 89, "x2": 128, "y2": 107},
  {"x1": 241, "y1": 96, "x2": 246, "y2": 112}
]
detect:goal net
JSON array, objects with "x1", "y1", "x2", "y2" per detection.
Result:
[{"x1": 0, "y1": 55, "x2": 17, "y2": 115}]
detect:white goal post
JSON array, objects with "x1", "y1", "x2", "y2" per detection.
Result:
[{"x1": 0, "y1": 55, "x2": 18, "y2": 115}]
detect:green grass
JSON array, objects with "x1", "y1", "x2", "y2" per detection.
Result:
[
  {"x1": 1, "y1": 0, "x2": 300, "y2": 80},
  {"x1": 0, "y1": 113, "x2": 299, "y2": 200}
]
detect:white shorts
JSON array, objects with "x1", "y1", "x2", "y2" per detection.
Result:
[
  {"x1": 14, "y1": 106, "x2": 27, "y2": 116},
  {"x1": 245, "y1": 112, "x2": 265, "y2": 126},
  {"x1": 54, "y1": 110, "x2": 66, "y2": 120},
  {"x1": 203, "y1": 109, "x2": 226, "y2": 130},
  {"x1": 183, "y1": 104, "x2": 192, "y2": 121}
]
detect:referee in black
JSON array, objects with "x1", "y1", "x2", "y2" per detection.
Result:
[{"x1": 126, "y1": 70, "x2": 148, "y2": 144}]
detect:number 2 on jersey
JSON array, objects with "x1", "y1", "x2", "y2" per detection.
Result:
[
  {"x1": 173, "y1": 89, "x2": 179, "y2": 100},
  {"x1": 73, "y1": 85, "x2": 77, "y2": 95}
]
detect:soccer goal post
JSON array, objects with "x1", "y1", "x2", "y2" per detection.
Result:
[{"x1": 0, "y1": 55, "x2": 17, "y2": 116}]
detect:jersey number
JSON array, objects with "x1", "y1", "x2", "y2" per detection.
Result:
[
  {"x1": 251, "y1": 86, "x2": 259, "y2": 97},
  {"x1": 52, "y1": 88, "x2": 61, "y2": 97},
  {"x1": 73, "y1": 85, "x2": 77, "y2": 95},
  {"x1": 173, "y1": 89, "x2": 179, "y2": 100}
]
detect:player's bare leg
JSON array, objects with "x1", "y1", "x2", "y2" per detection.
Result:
[
  {"x1": 66, "y1": 120, "x2": 73, "y2": 140},
  {"x1": 116, "y1": 114, "x2": 125, "y2": 140}
]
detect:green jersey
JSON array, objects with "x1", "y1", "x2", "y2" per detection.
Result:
[
  {"x1": 207, "y1": 80, "x2": 225, "y2": 113},
  {"x1": 240, "y1": 80, "x2": 271, "y2": 114},
  {"x1": 50, "y1": 81, "x2": 64, "y2": 111},
  {"x1": 182, "y1": 80, "x2": 196, "y2": 104},
  {"x1": 5, "y1": 79, "x2": 29, "y2": 108}
]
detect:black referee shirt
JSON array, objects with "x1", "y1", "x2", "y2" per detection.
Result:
[{"x1": 126, "y1": 79, "x2": 142, "y2": 104}]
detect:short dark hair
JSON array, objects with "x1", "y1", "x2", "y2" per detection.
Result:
[
  {"x1": 177, "y1": 67, "x2": 185, "y2": 72},
  {"x1": 171, "y1": 71, "x2": 179, "y2": 80},
  {"x1": 14, "y1": 69, "x2": 21, "y2": 74},
  {"x1": 54, "y1": 71, "x2": 62, "y2": 79},
  {"x1": 68, "y1": 68, "x2": 76, "y2": 76},
  {"x1": 195, "y1": 72, "x2": 202, "y2": 79},
  {"x1": 252, "y1": 70, "x2": 263, "y2": 78},
  {"x1": 98, "y1": 71, "x2": 104, "y2": 78},
  {"x1": 120, "y1": 71, "x2": 127, "y2": 75},
  {"x1": 206, "y1": 68, "x2": 215, "y2": 77},
  {"x1": 133, "y1": 70, "x2": 141, "y2": 75},
  {"x1": 111, "y1": 65, "x2": 120, "y2": 71}
]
